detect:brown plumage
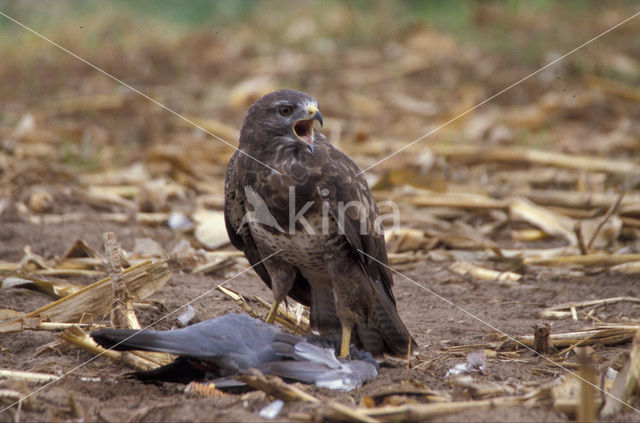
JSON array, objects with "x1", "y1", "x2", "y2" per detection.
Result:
[{"x1": 224, "y1": 89, "x2": 416, "y2": 357}]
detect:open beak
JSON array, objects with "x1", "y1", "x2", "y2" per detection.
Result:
[{"x1": 293, "y1": 105, "x2": 323, "y2": 152}]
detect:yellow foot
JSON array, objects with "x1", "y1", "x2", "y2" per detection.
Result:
[
  {"x1": 265, "y1": 300, "x2": 280, "y2": 324},
  {"x1": 339, "y1": 326, "x2": 351, "y2": 358}
]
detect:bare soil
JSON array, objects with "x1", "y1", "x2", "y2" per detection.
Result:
[{"x1": 1, "y1": 215, "x2": 639, "y2": 422}]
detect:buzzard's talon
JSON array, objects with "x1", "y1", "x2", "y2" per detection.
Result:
[{"x1": 339, "y1": 326, "x2": 351, "y2": 358}]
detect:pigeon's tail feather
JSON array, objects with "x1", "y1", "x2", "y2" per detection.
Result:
[
  {"x1": 91, "y1": 328, "x2": 202, "y2": 356},
  {"x1": 92, "y1": 329, "x2": 160, "y2": 351}
]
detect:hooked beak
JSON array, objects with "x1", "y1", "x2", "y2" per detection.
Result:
[
  {"x1": 308, "y1": 104, "x2": 323, "y2": 127},
  {"x1": 293, "y1": 105, "x2": 323, "y2": 152}
]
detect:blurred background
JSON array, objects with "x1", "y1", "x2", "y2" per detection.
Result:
[
  {"x1": 1, "y1": 1, "x2": 638, "y2": 187},
  {"x1": 2, "y1": 0, "x2": 640, "y2": 260}
]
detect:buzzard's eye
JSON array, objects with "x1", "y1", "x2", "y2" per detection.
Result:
[{"x1": 278, "y1": 105, "x2": 293, "y2": 116}]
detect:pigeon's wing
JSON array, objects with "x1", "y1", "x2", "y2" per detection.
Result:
[
  {"x1": 290, "y1": 342, "x2": 342, "y2": 369},
  {"x1": 270, "y1": 340, "x2": 342, "y2": 367},
  {"x1": 257, "y1": 340, "x2": 340, "y2": 383},
  {"x1": 256, "y1": 341, "x2": 379, "y2": 390},
  {"x1": 254, "y1": 361, "x2": 333, "y2": 384},
  {"x1": 269, "y1": 332, "x2": 314, "y2": 357},
  {"x1": 314, "y1": 360, "x2": 379, "y2": 391}
]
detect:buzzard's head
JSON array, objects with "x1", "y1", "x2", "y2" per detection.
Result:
[{"x1": 241, "y1": 89, "x2": 323, "y2": 152}]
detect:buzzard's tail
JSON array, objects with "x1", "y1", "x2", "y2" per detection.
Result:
[
  {"x1": 309, "y1": 285, "x2": 342, "y2": 335},
  {"x1": 309, "y1": 279, "x2": 417, "y2": 358},
  {"x1": 356, "y1": 282, "x2": 418, "y2": 358},
  {"x1": 310, "y1": 284, "x2": 418, "y2": 358}
]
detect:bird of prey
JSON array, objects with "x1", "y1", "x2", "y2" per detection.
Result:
[
  {"x1": 91, "y1": 314, "x2": 378, "y2": 391},
  {"x1": 224, "y1": 89, "x2": 416, "y2": 358}
]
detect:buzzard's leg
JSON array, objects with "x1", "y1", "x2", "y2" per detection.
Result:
[
  {"x1": 325, "y1": 253, "x2": 375, "y2": 359},
  {"x1": 264, "y1": 260, "x2": 296, "y2": 325},
  {"x1": 265, "y1": 301, "x2": 280, "y2": 324},
  {"x1": 339, "y1": 326, "x2": 352, "y2": 358}
]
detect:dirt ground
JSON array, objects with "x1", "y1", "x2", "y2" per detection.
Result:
[
  {"x1": 1, "y1": 2, "x2": 640, "y2": 422},
  {"x1": 1, "y1": 218, "x2": 639, "y2": 422}
]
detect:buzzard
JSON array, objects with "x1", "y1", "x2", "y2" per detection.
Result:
[{"x1": 224, "y1": 89, "x2": 416, "y2": 358}]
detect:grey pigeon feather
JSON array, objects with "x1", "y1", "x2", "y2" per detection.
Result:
[{"x1": 91, "y1": 314, "x2": 378, "y2": 391}]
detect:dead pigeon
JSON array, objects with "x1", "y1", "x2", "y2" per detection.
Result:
[{"x1": 91, "y1": 313, "x2": 378, "y2": 391}]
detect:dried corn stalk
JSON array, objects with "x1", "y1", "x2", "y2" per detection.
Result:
[{"x1": 0, "y1": 261, "x2": 170, "y2": 332}]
